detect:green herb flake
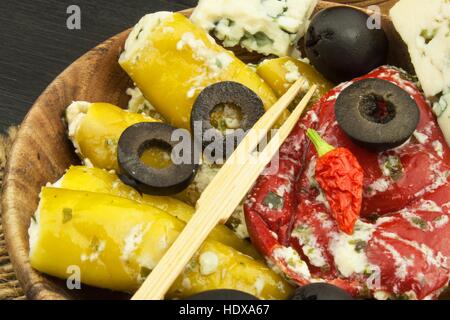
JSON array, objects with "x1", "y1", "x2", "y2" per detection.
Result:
[
  {"x1": 62, "y1": 208, "x2": 73, "y2": 224},
  {"x1": 253, "y1": 32, "x2": 274, "y2": 47},
  {"x1": 89, "y1": 236, "x2": 100, "y2": 251},
  {"x1": 135, "y1": 28, "x2": 144, "y2": 40},
  {"x1": 420, "y1": 28, "x2": 437, "y2": 44},
  {"x1": 263, "y1": 191, "x2": 284, "y2": 210},
  {"x1": 393, "y1": 293, "x2": 411, "y2": 300},
  {"x1": 383, "y1": 155, "x2": 403, "y2": 181},
  {"x1": 215, "y1": 58, "x2": 223, "y2": 69},
  {"x1": 140, "y1": 266, "x2": 151, "y2": 279},
  {"x1": 411, "y1": 217, "x2": 427, "y2": 230},
  {"x1": 105, "y1": 138, "x2": 116, "y2": 147},
  {"x1": 349, "y1": 239, "x2": 367, "y2": 253}
]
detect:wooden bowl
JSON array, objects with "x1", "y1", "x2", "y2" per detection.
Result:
[{"x1": 1, "y1": 2, "x2": 424, "y2": 300}]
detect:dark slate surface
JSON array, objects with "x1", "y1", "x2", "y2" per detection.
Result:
[{"x1": 0, "y1": 0, "x2": 198, "y2": 132}]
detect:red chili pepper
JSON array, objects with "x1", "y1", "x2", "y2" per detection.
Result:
[{"x1": 306, "y1": 129, "x2": 363, "y2": 234}]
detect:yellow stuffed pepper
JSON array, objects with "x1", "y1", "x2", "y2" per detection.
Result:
[
  {"x1": 257, "y1": 57, "x2": 332, "y2": 106},
  {"x1": 66, "y1": 101, "x2": 159, "y2": 171},
  {"x1": 119, "y1": 12, "x2": 283, "y2": 130},
  {"x1": 29, "y1": 188, "x2": 293, "y2": 299},
  {"x1": 53, "y1": 165, "x2": 259, "y2": 259}
]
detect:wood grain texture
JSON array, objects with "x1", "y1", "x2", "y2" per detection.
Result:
[
  {"x1": 0, "y1": 0, "x2": 196, "y2": 133},
  {"x1": 0, "y1": 0, "x2": 424, "y2": 300}
]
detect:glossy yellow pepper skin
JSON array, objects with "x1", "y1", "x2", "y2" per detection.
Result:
[
  {"x1": 119, "y1": 12, "x2": 283, "y2": 130},
  {"x1": 257, "y1": 57, "x2": 333, "y2": 105},
  {"x1": 73, "y1": 102, "x2": 159, "y2": 171},
  {"x1": 30, "y1": 188, "x2": 293, "y2": 299},
  {"x1": 170, "y1": 240, "x2": 292, "y2": 300},
  {"x1": 56, "y1": 166, "x2": 259, "y2": 259}
]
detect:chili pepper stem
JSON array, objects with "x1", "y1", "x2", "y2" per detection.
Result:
[{"x1": 306, "y1": 129, "x2": 335, "y2": 157}]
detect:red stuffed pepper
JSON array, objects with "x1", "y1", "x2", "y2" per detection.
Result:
[{"x1": 244, "y1": 66, "x2": 450, "y2": 300}]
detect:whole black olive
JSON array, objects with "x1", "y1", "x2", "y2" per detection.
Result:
[
  {"x1": 117, "y1": 122, "x2": 198, "y2": 196},
  {"x1": 304, "y1": 7, "x2": 388, "y2": 83},
  {"x1": 292, "y1": 283, "x2": 354, "y2": 300},
  {"x1": 191, "y1": 81, "x2": 265, "y2": 162},
  {"x1": 334, "y1": 78, "x2": 420, "y2": 150},
  {"x1": 186, "y1": 289, "x2": 259, "y2": 300}
]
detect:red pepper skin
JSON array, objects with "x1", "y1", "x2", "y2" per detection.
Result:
[
  {"x1": 315, "y1": 147, "x2": 363, "y2": 234},
  {"x1": 244, "y1": 66, "x2": 450, "y2": 299}
]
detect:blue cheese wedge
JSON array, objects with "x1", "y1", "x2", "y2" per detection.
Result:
[
  {"x1": 390, "y1": 0, "x2": 450, "y2": 146},
  {"x1": 191, "y1": 0, "x2": 318, "y2": 57}
]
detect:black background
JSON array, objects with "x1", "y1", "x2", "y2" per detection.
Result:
[{"x1": 0, "y1": 0, "x2": 198, "y2": 132}]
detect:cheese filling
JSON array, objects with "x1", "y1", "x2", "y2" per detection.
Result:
[
  {"x1": 119, "y1": 12, "x2": 173, "y2": 64},
  {"x1": 65, "y1": 101, "x2": 91, "y2": 159},
  {"x1": 329, "y1": 220, "x2": 376, "y2": 278}
]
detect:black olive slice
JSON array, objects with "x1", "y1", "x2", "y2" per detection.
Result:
[
  {"x1": 335, "y1": 78, "x2": 420, "y2": 150},
  {"x1": 117, "y1": 122, "x2": 198, "y2": 196},
  {"x1": 191, "y1": 81, "x2": 265, "y2": 162},
  {"x1": 292, "y1": 283, "x2": 354, "y2": 300},
  {"x1": 185, "y1": 289, "x2": 259, "y2": 300},
  {"x1": 304, "y1": 7, "x2": 388, "y2": 83}
]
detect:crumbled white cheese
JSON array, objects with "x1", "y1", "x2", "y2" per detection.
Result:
[
  {"x1": 121, "y1": 224, "x2": 149, "y2": 262},
  {"x1": 433, "y1": 215, "x2": 449, "y2": 229},
  {"x1": 283, "y1": 60, "x2": 301, "y2": 83},
  {"x1": 66, "y1": 101, "x2": 90, "y2": 134},
  {"x1": 272, "y1": 246, "x2": 311, "y2": 279},
  {"x1": 182, "y1": 277, "x2": 192, "y2": 289},
  {"x1": 176, "y1": 32, "x2": 234, "y2": 97},
  {"x1": 330, "y1": 220, "x2": 376, "y2": 278},
  {"x1": 316, "y1": 212, "x2": 334, "y2": 229},
  {"x1": 415, "y1": 162, "x2": 450, "y2": 197},
  {"x1": 119, "y1": 12, "x2": 173, "y2": 64},
  {"x1": 177, "y1": 32, "x2": 233, "y2": 75},
  {"x1": 191, "y1": 0, "x2": 318, "y2": 56},
  {"x1": 231, "y1": 205, "x2": 250, "y2": 239},
  {"x1": 413, "y1": 130, "x2": 429, "y2": 144},
  {"x1": 254, "y1": 277, "x2": 266, "y2": 296},
  {"x1": 374, "y1": 291, "x2": 392, "y2": 300},
  {"x1": 291, "y1": 225, "x2": 327, "y2": 267},
  {"x1": 83, "y1": 158, "x2": 94, "y2": 168},
  {"x1": 65, "y1": 101, "x2": 91, "y2": 155},
  {"x1": 305, "y1": 156, "x2": 318, "y2": 187},
  {"x1": 366, "y1": 178, "x2": 391, "y2": 197},
  {"x1": 81, "y1": 240, "x2": 106, "y2": 263},
  {"x1": 309, "y1": 111, "x2": 319, "y2": 123},
  {"x1": 433, "y1": 92, "x2": 450, "y2": 146},
  {"x1": 432, "y1": 140, "x2": 444, "y2": 158},
  {"x1": 399, "y1": 209, "x2": 429, "y2": 230},
  {"x1": 418, "y1": 200, "x2": 442, "y2": 213},
  {"x1": 50, "y1": 176, "x2": 63, "y2": 188},
  {"x1": 126, "y1": 87, "x2": 164, "y2": 120},
  {"x1": 221, "y1": 104, "x2": 242, "y2": 129},
  {"x1": 199, "y1": 251, "x2": 219, "y2": 275},
  {"x1": 28, "y1": 201, "x2": 42, "y2": 258}
]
